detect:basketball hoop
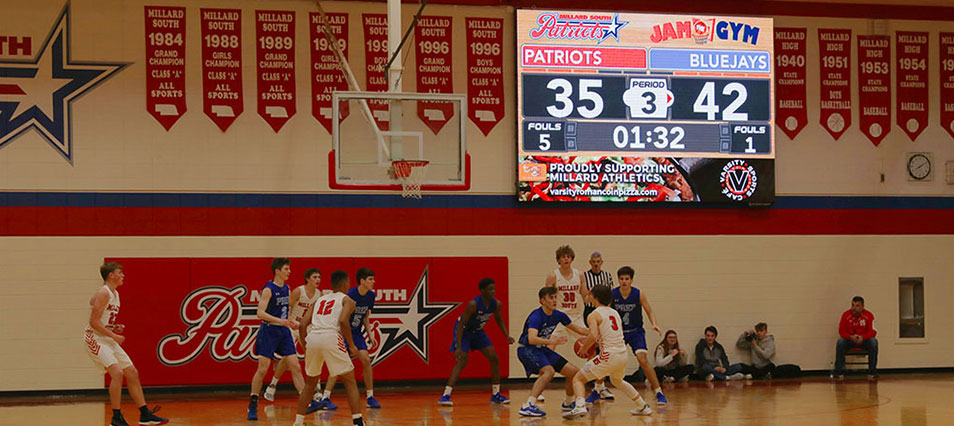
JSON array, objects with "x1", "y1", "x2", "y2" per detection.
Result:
[{"x1": 391, "y1": 160, "x2": 429, "y2": 198}]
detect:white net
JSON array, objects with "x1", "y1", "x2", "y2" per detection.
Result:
[{"x1": 392, "y1": 160, "x2": 429, "y2": 198}]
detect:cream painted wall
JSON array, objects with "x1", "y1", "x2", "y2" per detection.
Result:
[{"x1": 1, "y1": 235, "x2": 951, "y2": 391}]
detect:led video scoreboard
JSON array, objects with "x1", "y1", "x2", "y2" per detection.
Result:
[{"x1": 517, "y1": 10, "x2": 775, "y2": 203}]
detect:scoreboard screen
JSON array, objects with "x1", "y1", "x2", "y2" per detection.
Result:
[{"x1": 517, "y1": 10, "x2": 775, "y2": 204}]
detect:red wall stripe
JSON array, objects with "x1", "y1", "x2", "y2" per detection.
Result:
[{"x1": 2, "y1": 206, "x2": 952, "y2": 236}]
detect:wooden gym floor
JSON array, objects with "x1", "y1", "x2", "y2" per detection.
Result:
[{"x1": 1, "y1": 373, "x2": 952, "y2": 425}]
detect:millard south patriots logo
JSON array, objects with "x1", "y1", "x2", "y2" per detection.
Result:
[
  {"x1": 0, "y1": 4, "x2": 127, "y2": 162},
  {"x1": 157, "y1": 267, "x2": 458, "y2": 367},
  {"x1": 529, "y1": 13, "x2": 628, "y2": 45}
]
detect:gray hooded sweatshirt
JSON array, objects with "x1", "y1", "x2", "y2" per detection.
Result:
[{"x1": 736, "y1": 332, "x2": 776, "y2": 368}]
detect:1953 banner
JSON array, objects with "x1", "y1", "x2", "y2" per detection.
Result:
[{"x1": 106, "y1": 257, "x2": 508, "y2": 386}]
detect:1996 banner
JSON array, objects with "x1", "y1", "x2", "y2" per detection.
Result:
[{"x1": 107, "y1": 257, "x2": 508, "y2": 386}]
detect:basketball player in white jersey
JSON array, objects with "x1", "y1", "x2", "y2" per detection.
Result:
[
  {"x1": 294, "y1": 270, "x2": 365, "y2": 426},
  {"x1": 85, "y1": 262, "x2": 168, "y2": 426},
  {"x1": 544, "y1": 245, "x2": 585, "y2": 350},
  {"x1": 264, "y1": 268, "x2": 323, "y2": 402},
  {"x1": 564, "y1": 285, "x2": 652, "y2": 419}
]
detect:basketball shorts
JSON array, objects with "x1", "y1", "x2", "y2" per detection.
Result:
[
  {"x1": 623, "y1": 330, "x2": 648, "y2": 354},
  {"x1": 449, "y1": 327, "x2": 493, "y2": 352},
  {"x1": 84, "y1": 330, "x2": 133, "y2": 372},
  {"x1": 551, "y1": 315, "x2": 584, "y2": 342},
  {"x1": 255, "y1": 323, "x2": 297, "y2": 359},
  {"x1": 305, "y1": 332, "x2": 354, "y2": 377},
  {"x1": 517, "y1": 346, "x2": 568, "y2": 377},
  {"x1": 580, "y1": 349, "x2": 629, "y2": 382},
  {"x1": 348, "y1": 328, "x2": 368, "y2": 352}
]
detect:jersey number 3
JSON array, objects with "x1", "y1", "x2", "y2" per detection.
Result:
[
  {"x1": 609, "y1": 316, "x2": 619, "y2": 331},
  {"x1": 315, "y1": 300, "x2": 336, "y2": 316}
]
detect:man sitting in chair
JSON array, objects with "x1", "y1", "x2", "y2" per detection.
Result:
[{"x1": 832, "y1": 296, "x2": 878, "y2": 379}]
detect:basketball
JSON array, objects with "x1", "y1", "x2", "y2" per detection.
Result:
[{"x1": 574, "y1": 337, "x2": 596, "y2": 359}]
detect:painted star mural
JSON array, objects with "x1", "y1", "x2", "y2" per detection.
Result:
[{"x1": 0, "y1": 4, "x2": 128, "y2": 162}]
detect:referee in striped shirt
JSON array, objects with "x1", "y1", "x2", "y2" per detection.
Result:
[{"x1": 582, "y1": 251, "x2": 617, "y2": 401}]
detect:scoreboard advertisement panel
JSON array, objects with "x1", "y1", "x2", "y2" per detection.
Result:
[{"x1": 517, "y1": 10, "x2": 775, "y2": 204}]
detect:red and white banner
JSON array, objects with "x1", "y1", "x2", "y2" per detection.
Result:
[
  {"x1": 858, "y1": 35, "x2": 891, "y2": 146},
  {"x1": 774, "y1": 28, "x2": 807, "y2": 140},
  {"x1": 309, "y1": 13, "x2": 350, "y2": 133},
  {"x1": 362, "y1": 14, "x2": 389, "y2": 130},
  {"x1": 416, "y1": 16, "x2": 455, "y2": 134},
  {"x1": 940, "y1": 33, "x2": 954, "y2": 139},
  {"x1": 467, "y1": 18, "x2": 505, "y2": 137},
  {"x1": 200, "y1": 9, "x2": 242, "y2": 132},
  {"x1": 104, "y1": 256, "x2": 509, "y2": 386},
  {"x1": 818, "y1": 29, "x2": 852, "y2": 140},
  {"x1": 255, "y1": 10, "x2": 296, "y2": 132},
  {"x1": 144, "y1": 6, "x2": 186, "y2": 131},
  {"x1": 896, "y1": 31, "x2": 929, "y2": 141}
]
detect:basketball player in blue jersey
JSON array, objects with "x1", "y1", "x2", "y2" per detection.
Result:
[
  {"x1": 320, "y1": 267, "x2": 381, "y2": 409},
  {"x1": 438, "y1": 278, "x2": 515, "y2": 406},
  {"x1": 247, "y1": 258, "x2": 319, "y2": 420},
  {"x1": 515, "y1": 287, "x2": 588, "y2": 417},
  {"x1": 611, "y1": 266, "x2": 668, "y2": 407}
]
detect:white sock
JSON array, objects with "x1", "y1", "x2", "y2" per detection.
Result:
[
  {"x1": 323, "y1": 390, "x2": 332, "y2": 399},
  {"x1": 595, "y1": 381, "x2": 605, "y2": 391},
  {"x1": 269, "y1": 377, "x2": 279, "y2": 386},
  {"x1": 444, "y1": 386, "x2": 453, "y2": 396},
  {"x1": 352, "y1": 413, "x2": 363, "y2": 419},
  {"x1": 526, "y1": 396, "x2": 537, "y2": 406},
  {"x1": 295, "y1": 414, "x2": 304, "y2": 424},
  {"x1": 575, "y1": 397, "x2": 586, "y2": 408},
  {"x1": 654, "y1": 387, "x2": 662, "y2": 395},
  {"x1": 366, "y1": 390, "x2": 373, "y2": 398},
  {"x1": 635, "y1": 395, "x2": 648, "y2": 409},
  {"x1": 492, "y1": 384, "x2": 500, "y2": 395}
]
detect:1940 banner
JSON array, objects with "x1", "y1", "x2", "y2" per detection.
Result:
[{"x1": 106, "y1": 257, "x2": 509, "y2": 386}]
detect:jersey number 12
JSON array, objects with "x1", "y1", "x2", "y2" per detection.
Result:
[{"x1": 315, "y1": 300, "x2": 336, "y2": 316}]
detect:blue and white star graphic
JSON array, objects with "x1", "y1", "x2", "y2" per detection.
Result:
[
  {"x1": 369, "y1": 267, "x2": 458, "y2": 367},
  {"x1": 0, "y1": 4, "x2": 128, "y2": 162},
  {"x1": 599, "y1": 14, "x2": 628, "y2": 44}
]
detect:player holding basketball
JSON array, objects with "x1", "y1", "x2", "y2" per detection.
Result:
[
  {"x1": 516, "y1": 286, "x2": 588, "y2": 417},
  {"x1": 612, "y1": 266, "x2": 668, "y2": 406},
  {"x1": 320, "y1": 267, "x2": 380, "y2": 409},
  {"x1": 544, "y1": 245, "x2": 585, "y2": 351},
  {"x1": 85, "y1": 262, "x2": 169, "y2": 426},
  {"x1": 438, "y1": 277, "x2": 515, "y2": 406},
  {"x1": 263, "y1": 268, "x2": 323, "y2": 403},
  {"x1": 247, "y1": 258, "x2": 314, "y2": 420},
  {"x1": 564, "y1": 285, "x2": 652, "y2": 418},
  {"x1": 294, "y1": 270, "x2": 366, "y2": 426}
]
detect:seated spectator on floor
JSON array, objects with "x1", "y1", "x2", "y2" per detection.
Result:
[
  {"x1": 654, "y1": 330, "x2": 693, "y2": 383},
  {"x1": 833, "y1": 296, "x2": 878, "y2": 378},
  {"x1": 694, "y1": 326, "x2": 747, "y2": 381},
  {"x1": 736, "y1": 322, "x2": 775, "y2": 379}
]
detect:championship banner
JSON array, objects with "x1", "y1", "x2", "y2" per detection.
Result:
[
  {"x1": 466, "y1": 17, "x2": 505, "y2": 137},
  {"x1": 144, "y1": 6, "x2": 186, "y2": 131},
  {"x1": 255, "y1": 10, "x2": 296, "y2": 132},
  {"x1": 106, "y1": 257, "x2": 509, "y2": 386},
  {"x1": 774, "y1": 28, "x2": 807, "y2": 140},
  {"x1": 896, "y1": 31, "x2": 929, "y2": 141},
  {"x1": 362, "y1": 14, "x2": 389, "y2": 130},
  {"x1": 200, "y1": 9, "x2": 243, "y2": 132},
  {"x1": 818, "y1": 29, "x2": 852, "y2": 140},
  {"x1": 310, "y1": 12, "x2": 350, "y2": 133},
  {"x1": 940, "y1": 33, "x2": 954, "y2": 139},
  {"x1": 415, "y1": 16, "x2": 455, "y2": 134},
  {"x1": 858, "y1": 35, "x2": 891, "y2": 146}
]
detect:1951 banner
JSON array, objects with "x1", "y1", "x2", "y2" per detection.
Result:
[{"x1": 106, "y1": 257, "x2": 508, "y2": 386}]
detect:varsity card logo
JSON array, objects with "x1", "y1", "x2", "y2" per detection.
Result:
[
  {"x1": 0, "y1": 4, "x2": 128, "y2": 162},
  {"x1": 156, "y1": 267, "x2": 457, "y2": 368},
  {"x1": 650, "y1": 18, "x2": 761, "y2": 45},
  {"x1": 529, "y1": 13, "x2": 628, "y2": 45},
  {"x1": 720, "y1": 159, "x2": 758, "y2": 201}
]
